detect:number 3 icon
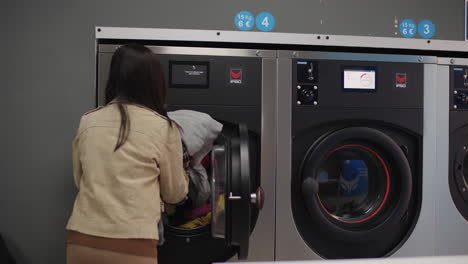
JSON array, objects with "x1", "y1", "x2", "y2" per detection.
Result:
[{"x1": 418, "y1": 20, "x2": 435, "y2": 39}]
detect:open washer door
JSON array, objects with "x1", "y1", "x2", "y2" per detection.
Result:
[
  {"x1": 159, "y1": 123, "x2": 263, "y2": 264},
  {"x1": 211, "y1": 123, "x2": 263, "y2": 259}
]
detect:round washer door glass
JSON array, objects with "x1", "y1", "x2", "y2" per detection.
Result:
[
  {"x1": 317, "y1": 144, "x2": 390, "y2": 224},
  {"x1": 295, "y1": 126, "x2": 415, "y2": 259}
]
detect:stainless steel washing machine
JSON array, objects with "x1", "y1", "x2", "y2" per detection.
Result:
[
  {"x1": 276, "y1": 51, "x2": 437, "y2": 260},
  {"x1": 96, "y1": 44, "x2": 277, "y2": 263},
  {"x1": 435, "y1": 57, "x2": 468, "y2": 256}
]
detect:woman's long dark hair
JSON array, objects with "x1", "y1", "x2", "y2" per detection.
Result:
[{"x1": 104, "y1": 44, "x2": 170, "y2": 151}]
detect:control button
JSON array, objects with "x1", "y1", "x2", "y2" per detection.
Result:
[
  {"x1": 296, "y1": 85, "x2": 318, "y2": 106},
  {"x1": 457, "y1": 93, "x2": 467, "y2": 103},
  {"x1": 453, "y1": 90, "x2": 468, "y2": 109},
  {"x1": 298, "y1": 86, "x2": 315, "y2": 103}
]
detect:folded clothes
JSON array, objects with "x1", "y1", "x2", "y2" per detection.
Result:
[
  {"x1": 179, "y1": 213, "x2": 212, "y2": 229},
  {"x1": 176, "y1": 194, "x2": 224, "y2": 229},
  {"x1": 183, "y1": 202, "x2": 212, "y2": 220}
]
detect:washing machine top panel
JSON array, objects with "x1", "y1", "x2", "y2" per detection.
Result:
[
  {"x1": 291, "y1": 58, "x2": 424, "y2": 138},
  {"x1": 293, "y1": 59, "x2": 424, "y2": 110},
  {"x1": 161, "y1": 54, "x2": 262, "y2": 107},
  {"x1": 97, "y1": 50, "x2": 263, "y2": 108}
]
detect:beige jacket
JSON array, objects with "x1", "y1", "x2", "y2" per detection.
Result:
[{"x1": 66, "y1": 103, "x2": 188, "y2": 240}]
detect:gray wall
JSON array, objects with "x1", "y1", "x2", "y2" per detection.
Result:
[{"x1": 2, "y1": 1, "x2": 466, "y2": 263}]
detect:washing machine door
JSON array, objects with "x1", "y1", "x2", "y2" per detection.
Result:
[
  {"x1": 159, "y1": 122, "x2": 262, "y2": 264},
  {"x1": 294, "y1": 126, "x2": 414, "y2": 258},
  {"x1": 211, "y1": 123, "x2": 262, "y2": 259}
]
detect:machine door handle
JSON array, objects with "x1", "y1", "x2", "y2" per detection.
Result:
[{"x1": 229, "y1": 192, "x2": 242, "y2": 200}]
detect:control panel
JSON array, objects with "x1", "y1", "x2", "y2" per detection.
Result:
[
  {"x1": 295, "y1": 60, "x2": 319, "y2": 106},
  {"x1": 292, "y1": 57, "x2": 423, "y2": 110},
  {"x1": 452, "y1": 67, "x2": 468, "y2": 110}
]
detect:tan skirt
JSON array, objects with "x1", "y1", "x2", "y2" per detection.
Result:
[{"x1": 67, "y1": 244, "x2": 157, "y2": 264}]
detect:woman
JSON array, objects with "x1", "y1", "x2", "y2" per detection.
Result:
[{"x1": 66, "y1": 44, "x2": 189, "y2": 264}]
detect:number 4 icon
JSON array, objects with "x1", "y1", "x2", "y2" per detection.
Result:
[
  {"x1": 256, "y1": 12, "x2": 275, "y2": 32},
  {"x1": 262, "y1": 17, "x2": 269, "y2": 27}
]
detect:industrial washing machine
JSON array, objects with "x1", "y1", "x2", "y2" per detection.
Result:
[
  {"x1": 96, "y1": 44, "x2": 276, "y2": 263},
  {"x1": 276, "y1": 51, "x2": 437, "y2": 260},
  {"x1": 434, "y1": 57, "x2": 468, "y2": 255}
]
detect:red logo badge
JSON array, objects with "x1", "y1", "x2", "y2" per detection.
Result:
[
  {"x1": 230, "y1": 68, "x2": 242, "y2": 84},
  {"x1": 396, "y1": 73, "x2": 407, "y2": 88}
]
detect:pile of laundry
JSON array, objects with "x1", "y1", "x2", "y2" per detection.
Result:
[{"x1": 166, "y1": 110, "x2": 223, "y2": 229}]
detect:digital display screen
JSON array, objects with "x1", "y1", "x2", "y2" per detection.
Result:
[
  {"x1": 343, "y1": 68, "x2": 376, "y2": 90},
  {"x1": 170, "y1": 61, "x2": 209, "y2": 88}
]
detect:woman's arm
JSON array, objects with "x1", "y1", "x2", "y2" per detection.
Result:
[
  {"x1": 72, "y1": 136, "x2": 82, "y2": 189},
  {"x1": 159, "y1": 125, "x2": 189, "y2": 204},
  {"x1": 72, "y1": 116, "x2": 86, "y2": 189}
]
